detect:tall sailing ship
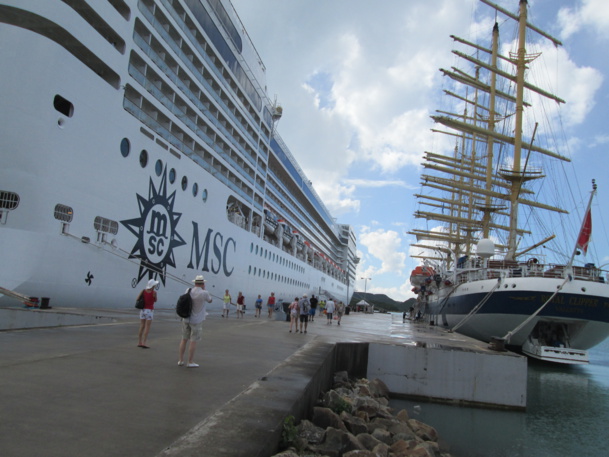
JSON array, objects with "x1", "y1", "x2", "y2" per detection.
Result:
[
  {"x1": 409, "y1": 0, "x2": 609, "y2": 364},
  {"x1": 0, "y1": 0, "x2": 358, "y2": 311}
]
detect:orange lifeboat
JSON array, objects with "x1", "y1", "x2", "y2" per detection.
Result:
[{"x1": 409, "y1": 266, "x2": 435, "y2": 286}]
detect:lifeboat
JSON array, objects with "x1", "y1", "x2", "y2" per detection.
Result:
[
  {"x1": 263, "y1": 209, "x2": 277, "y2": 235},
  {"x1": 409, "y1": 265, "x2": 436, "y2": 286}
]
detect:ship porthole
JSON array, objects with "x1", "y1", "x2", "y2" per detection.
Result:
[
  {"x1": 120, "y1": 138, "x2": 130, "y2": 157},
  {"x1": 57, "y1": 118, "x2": 65, "y2": 128},
  {"x1": 582, "y1": 287, "x2": 586, "y2": 292},
  {"x1": 181, "y1": 176, "x2": 188, "y2": 190},
  {"x1": 201, "y1": 189, "x2": 208, "y2": 202},
  {"x1": 155, "y1": 160, "x2": 163, "y2": 176},
  {"x1": 192, "y1": 183, "x2": 198, "y2": 197},
  {"x1": 139, "y1": 150, "x2": 148, "y2": 168},
  {"x1": 169, "y1": 168, "x2": 176, "y2": 184}
]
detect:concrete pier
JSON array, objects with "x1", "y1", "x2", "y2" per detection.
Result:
[{"x1": 0, "y1": 306, "x2": 526, "y2": 456}]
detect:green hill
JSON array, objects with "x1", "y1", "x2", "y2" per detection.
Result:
[{"x1": 349, "y1": 292, "x2": 416, "y2": 313}]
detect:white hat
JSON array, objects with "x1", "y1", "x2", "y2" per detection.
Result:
[
  {"x1": 303, "y1": 293, "x2": 308, "y2": 298},
  {"x1": 146, "y1": 279, "x2": 159, "y2": 289},
  {"x1": 193, "y1": 275, "x2": 206, "y2": 284}
]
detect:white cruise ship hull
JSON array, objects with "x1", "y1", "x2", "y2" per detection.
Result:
[{"x1": 0, "y1": 1, "x2": 356, "y2": 310}]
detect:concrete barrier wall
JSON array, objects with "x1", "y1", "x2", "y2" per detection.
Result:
[{"x1": 367, "y1": 343, "x2": 527, "y2": 409}]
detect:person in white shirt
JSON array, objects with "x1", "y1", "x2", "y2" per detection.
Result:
[
  {"x1": 178, "y1": 275, "x2": 212, "y2": 368},
  {"x1": 325, "y1": 298, "x2": 335, "y2": 325}
]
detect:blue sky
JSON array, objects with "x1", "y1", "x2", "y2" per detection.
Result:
[{"x1": 229, "y1": 0, "x2": 609, "y2": 300}]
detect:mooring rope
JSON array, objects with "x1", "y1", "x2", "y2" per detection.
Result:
[{"x1": 451, "y1": 276, "x2": 502, "y2": 333}]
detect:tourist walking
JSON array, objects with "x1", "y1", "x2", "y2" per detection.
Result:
[
  {"x1": 298, "y1": 294, "x2": 310, "y2": 333},
  {"x1": 267, "y1": 292, "x2": 276, "y2": 318},
  {"x1": 309, "y1": 294, "x2": 318, "y2": 322},
  {"x1": 325, "y1": 298, "x2": 335, "y2": 324},
  {"x1": 289, "y1": 297, "x2": 299, "y2": 332},
  {"x1": 255, "y1": 294, "x2": 263, "y2": 318},
  {"x1": 137, "y1": 279, "x2": 159, "y2": 348},
  {"x1": 236, "y1": 291, "x2": 245, "y2": 318},
  {"x1": 178, "y1": 275, "x2": 212, "y2": 368},
  {"x1": 336, "y1": 301, "x2": 345, "y2": 325},
  {"x1": 222, "y1": 289, "x2": 231, "y2": 318}
]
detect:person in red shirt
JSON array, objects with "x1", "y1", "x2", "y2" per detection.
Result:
[
  {"x1": 267, "y1": 292, "x2": 276, "y2": 318},
  {"x1": 236, "y1": 292, "x2": 245, "y2": 318},
  {"x1": 137, "y1": 279, "x2": 159, "y2": 348}
]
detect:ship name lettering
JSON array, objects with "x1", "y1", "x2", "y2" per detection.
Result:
[
  {"x1": 568, "y1": 297, "x2": 598, "y2": 307},
  {"x1": 187, "y1": 222, "x2": 235, "y2": 277},
  {"x1": 146, "y1": 208, "x2": 169, "y2": 258}
]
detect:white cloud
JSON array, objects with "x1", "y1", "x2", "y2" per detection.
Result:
[
  {"x1": 558, "y1": 0, "x2": 609, "y2": 40},
  {"x1": 359, "y1": 228, "x2": 407, "y2": 274}
]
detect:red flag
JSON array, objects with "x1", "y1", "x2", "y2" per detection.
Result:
[{"x1": 576, "y1": 208, "x2": 592, "y2": 254}]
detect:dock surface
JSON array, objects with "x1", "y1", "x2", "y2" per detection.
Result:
[{"x1": 0, "y1": 307, "x2": 523, "y2": 456}]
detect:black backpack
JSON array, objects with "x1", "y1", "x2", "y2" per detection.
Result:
[{"x1": 176, "y1": 288, "x2": 193, "y2": 318}]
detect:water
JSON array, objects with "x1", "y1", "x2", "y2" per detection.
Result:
[{"x1": 390, "y1": 339, "x2": 609, "y2": 457}]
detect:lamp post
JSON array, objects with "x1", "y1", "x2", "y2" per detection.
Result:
[{"x1": 360, "y1": 277, "x2": 371, "y2": 294}]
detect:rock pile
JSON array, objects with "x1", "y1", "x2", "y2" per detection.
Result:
[{"x1": 272, "y1": 371, "x2": 452, "y2": 457}]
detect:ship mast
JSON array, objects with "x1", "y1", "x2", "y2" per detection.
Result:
[
  {"x1": 478, "y1": 22, "x2": 503, "y2": 238},
  {"x1": 503, "y1": 0, "x2": 528, "y2": 260}
]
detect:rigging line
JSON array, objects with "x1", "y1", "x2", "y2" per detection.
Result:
[
  {"x1": 451, "y1": 276, "x2": 502, "y2": 333},
  {"x1": 503, "y1": 275, "x2": 571, "y2": 343},
  {"x1": 62, "y1": 231, "x2": 228, "y2": 302}
]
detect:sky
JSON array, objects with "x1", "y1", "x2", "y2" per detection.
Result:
[{"x1": 228, "y1": 0, "x2": 609, "y2": 301}]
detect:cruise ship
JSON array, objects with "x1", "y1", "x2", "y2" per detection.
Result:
[{"x1": 0, "y1": 0, "x2": 358, "y2": 310}]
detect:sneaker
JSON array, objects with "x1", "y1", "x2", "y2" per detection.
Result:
[
  {"x1": 178, "y1": 361, "x2": 185, "y2": 366},
  {"x1": 187, "y1": 363, "x2": 199, "y2": 368}
]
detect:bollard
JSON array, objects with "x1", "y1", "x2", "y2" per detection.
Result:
[
  {"x1": 488, "y1": 336, "x2": 506, "y2": 352},
  {"x1": 40, "y1": 297, "x2": 52, "y2": 309}
]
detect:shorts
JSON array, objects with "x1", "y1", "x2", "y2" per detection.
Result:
[
  {"x1": 223, "y1": 303, "x2": 231, "y2": 310},
  {"x1": 308, "y1": 308, "x2": 315, "y2": 316},
  {"x1": 299, "y1": 314, "x2": 309, "y2": 323},
  {"x1": 255, "y1": 304, "x2": 262, "y2": 309},
  {"x1": 326, "y1": 312, "x2": 333, "y2": 320},
  {"x1": 139, "y1": 309, "x2": 154, "y2": 320},
  {"x1": 182, "y1": 321, "x2": 203, "y2": 341},
  {"x1": 237, "y1": 304, "x2": 244, "y2": 312}
]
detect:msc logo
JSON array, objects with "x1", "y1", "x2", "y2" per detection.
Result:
[{"x1": 121, "y1": 168, "x2": 186, "y2": 287}]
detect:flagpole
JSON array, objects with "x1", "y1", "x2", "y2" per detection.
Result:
[{"x1": 568, "y1": 179, "x2": 597, "y2": 267}]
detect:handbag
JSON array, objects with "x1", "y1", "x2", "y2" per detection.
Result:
[{"x1": 135, "y1": 292, "x2": 145, "y2": 309}]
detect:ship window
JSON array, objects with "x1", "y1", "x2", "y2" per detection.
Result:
[
  {"x1": 53, "y1": 95, "x2": 74, "y2": 117},
  {"x1": 120, "y1": 138, "x2": 130, "y2": 157},
  {"x1": 248, "y1": 266, "x2": 251, "y2": 274},
  {"x1": 139, "y1": 150, "x2": 148, "y2": 167},
  {"x1": 155, "y1": 159, "x2": 163, "y2": 176},
  {"x1": 54, "y1": 204, "x2": 73, "y2": 222},
  {"x1": 169, "y1": 168, "x2": 176, "y2": 184},
  {"x1": 181, "y1": 176, "x2": 188, "y2": 191},
  {"x1": 253, "y1": 267, "x2": 257, "y2": 275},
  {"x1": 256, "y1": 245, "x2": 259, "y2": 255},
  {"x1": 192, "y1": 183, "x2": 198, "y2": 197},
  {"x1": 94, "y1": 216, "x2": 119, "y2": 234},
  {"x1": 250, "y1": 243, "x2": 253, "y2": 253},
  {"x1": 0, "y1": 191, "x2": 19, "y2": 210},
  {"x1": 202, "y1": 189, "x2": 208, "y2": 202}
]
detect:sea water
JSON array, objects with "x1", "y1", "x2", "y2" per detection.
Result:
[{"x1": 390, "y1": 338, "x2": 609, "y2": 457}]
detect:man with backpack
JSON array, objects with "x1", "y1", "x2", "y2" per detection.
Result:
[
  {"x1": 178, "y1": 275, "x2": 212, "y2": 368},
  {"x1": 298, "y1": 294, "x2": 310, "y2": 334}
]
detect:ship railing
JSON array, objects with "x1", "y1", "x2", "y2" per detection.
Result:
[
  {"x1": 152, "y1": 3, "x2": 264, "y2": 155},
  {"x1": 133, "y1": 28, "x2": 261, "y2": 175},
  {"x1": 453, "y1": 261, "x2": 607, "y2": 284}
]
